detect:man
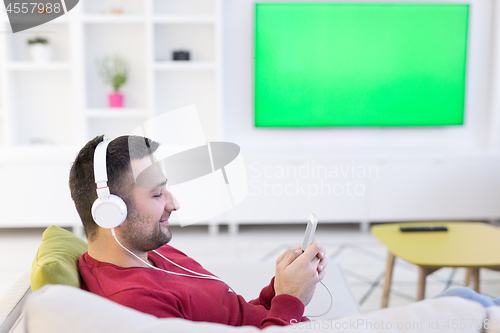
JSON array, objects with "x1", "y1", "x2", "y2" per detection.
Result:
[{"x1": 69, "y1": 135, "x2": 328, "y2": 329}]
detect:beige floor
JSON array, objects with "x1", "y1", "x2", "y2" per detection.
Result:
[{"x1": 1, "y1": 223, "x2": 499, "y2": 312}]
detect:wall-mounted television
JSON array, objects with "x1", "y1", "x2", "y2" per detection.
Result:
[{"x1": 255, "y1": 3, "x2": 469, "y2": 127}]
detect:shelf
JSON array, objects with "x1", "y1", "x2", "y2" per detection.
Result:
[
  {"x1": 154, "y1": 61, "x2": 216, "y2": 71},
  {"x1": 154, "y1": 24, "x2": 215, "y2": 62},
  {"x1": 0, "y1": 0, "x2": 223, "y2": 229},
  {"x1": 153, "y1": 0, "x2": 215, "y2": 17},
  {"x1": 0, "y1": 145, "x2": 78, "y2": 162},
  {"x1": 84, "y1": 24, "x2": 148, "y2": 108},
  {"x1": 83, "y1": 15, "x2": 146, "y2": 24},
  {"x1": 44, "y1": 15, "x2": 70, "y2": 24},
  {"x1": 153, "y1": 15, "x2": 216, "y2": 24},
  {"x1": 86, "y1": 108, "x2": 149, "y2": 118},
  {"x1": 83, "y1": 0, "x2": 146, "y2": 17},
  {"x1": 6, "y1": 62, "x2": 71, "y2": 71},
  {"x1": 2, "y1": 15, "x2": 69, "y2": 25}
]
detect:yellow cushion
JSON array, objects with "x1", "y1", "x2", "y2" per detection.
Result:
[{"x1": 31, "y1": 225, "x2": 88, "y2": 291}]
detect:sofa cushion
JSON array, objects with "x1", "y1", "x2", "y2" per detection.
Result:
[
  {"x1": 31, "y1": 225, "x2": 87, "y2": 291},
  {"x1": 487, "y1": 306, "x2": 500, "y2": 333},
  {"x1": 26, "y1": 285, "x2": 488, "y2": 333}
]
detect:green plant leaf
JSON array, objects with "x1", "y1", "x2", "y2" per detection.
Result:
[{"x1": 96, "y1": 55, "x2": 129, "y2": 92}]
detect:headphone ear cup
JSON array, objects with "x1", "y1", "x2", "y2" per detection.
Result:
[{"x1": 91, "y1": 194, "x2": 127, "y2": 229}]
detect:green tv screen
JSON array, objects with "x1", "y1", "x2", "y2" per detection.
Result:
[{"x1": 255, "y1": 3, "x2": 469, "y2": 127}]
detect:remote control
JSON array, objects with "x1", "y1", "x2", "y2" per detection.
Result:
[
  {"x1": 400, "y1": 226, "x2": 448, "y2": 232},
  {"x1": 301, "y1": 213, "x2": 318, "y2": 251}
]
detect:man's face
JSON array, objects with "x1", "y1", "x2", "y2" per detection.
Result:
[{"x1": 121, "y1": 156, "x2": 179, "y2": 252}]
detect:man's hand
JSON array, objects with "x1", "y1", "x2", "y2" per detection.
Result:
[{"x1": 274, "y1": 241, "x2": 328, "y2": 306}]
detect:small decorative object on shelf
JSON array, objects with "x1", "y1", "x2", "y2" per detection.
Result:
[
  {"x1": 111, "y1": 8, "x2": 123, "y2": 15},
  {"x1": 173, "y1": 50, "x2": 190, "y2": 61},
  {"x1": 27, "y1": 36, "x2": 51, "y2": 63},
  {"x1": 97, "y1": 55, "x2": 129, "y2": 108}
]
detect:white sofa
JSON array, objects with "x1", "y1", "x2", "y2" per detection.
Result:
[
  {"x1": 0, "y1": 261, "x2": 359, "y2": 333},
  {"x1": 1, "y1": 261, "x2": 499, "y2": 333}
]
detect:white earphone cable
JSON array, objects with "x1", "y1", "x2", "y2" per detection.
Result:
[
  {"x1": 111, "y1": 229, "x2": 236, "y2": 292},
  {"x1": 304, "y1": 280, "x2": 334, "y2": 318},
  {"x1": 111, "y1": 229, "x2": 333, "y2": 317},
  {"x1": 152, "y1": 250, "x2": 215, "y2": 278}
]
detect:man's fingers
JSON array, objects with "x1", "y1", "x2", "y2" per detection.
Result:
[
  {"x1": 318, "y1": 267, "x2": 327, "y2": 282},
  {"x1": 317, "y1": 257, "x2": 328, "y2": 273},
  {"x1": 276, "y1": 250, "x2": 288, "y2": 266},
  {"x1": 296, "y1": 241, "x2": 322, "y2": 265},
  {"x1": 277, "y1": 249, "x2": 302, "y2": 268},
  {"x1": 277, "y1": 244, "x2": 304, "y2": 265},
  {"x1": 316, "y1": 245, "x2": 326, "y2": 259}
]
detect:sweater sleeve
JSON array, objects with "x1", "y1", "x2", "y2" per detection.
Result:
[
  {"x1": 260, "y1": 294, "x2": 307, "y2": 328},
  {"x1": 248, "y1": 277, "x2": 275, "y2": 309},
  {"x1": 110, "y1": 288, "x2": 184, "y2": 319},
  {"x1": 248, "y1": 276, "x2": 308, "y2": 328}
]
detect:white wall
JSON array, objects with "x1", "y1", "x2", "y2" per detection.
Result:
[
  {"x1": 488, "y1": 0, "x2": 500, "y2": 149},
  {"x1": 222, "y1": 0, "x2": 495, "y2": 154},
  {"x1": 220, "y1": 0, "x2": 500, "y2": 225}
]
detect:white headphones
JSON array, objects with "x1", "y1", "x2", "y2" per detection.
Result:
[
  {"x1": 91, "y1": 138, "x2": 128, "y2": 229},
  {"x1": 89, "y1": 138, "x2": 236, "y2": 292}
]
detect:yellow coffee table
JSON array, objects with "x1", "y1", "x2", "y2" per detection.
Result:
[{"x1": 371, "y1": 222, "x2": 500, "y2": 308}]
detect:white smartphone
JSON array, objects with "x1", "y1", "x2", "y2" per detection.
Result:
[{"x1": 301, "y1": 213, "x2": 318, "y2": 251}]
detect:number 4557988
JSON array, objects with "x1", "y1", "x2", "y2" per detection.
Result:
[{"x1": 6, "y1": 3, "x2": 62, "y2": 14}]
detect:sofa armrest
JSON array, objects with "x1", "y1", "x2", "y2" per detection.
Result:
[
  {"x1": 486, "y1": 306, "x2": 500, "y2": 333},
  {"x1": 26, "y1": 285, "x2": 487, "y2": 333},
  {"x1": 0, "y1": 270, "x2": 31, "y2": 333},
  {"x1": 27, "y1": 285, "x2": 254, "y2": 333}
]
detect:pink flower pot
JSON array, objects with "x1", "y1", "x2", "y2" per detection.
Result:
[{"x1": 108, "y1": 93, "x2": 124, "y2": 108}]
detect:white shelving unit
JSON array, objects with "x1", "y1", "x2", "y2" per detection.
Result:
[
  {"x1": 82, "y1": 15, "x2": 147, "y2": 24},
  {"x1": 153, "y1": 16, "x2": 216, "y2": 24},
  {"x1": 0, "y1": 0, "x2": 222, "y2": 148},
  {"x1": 6, "y1": 62, "x2": 71, "y2": 71},
  {"x1": 85, "y1": 108, "x2": 150, "y2": 118},
  {"x1": 154, "y1": 61, "x2": 217, "y2": 71},
  {"x1": 0, "y1": 0, "x2": 223, "y2": 228}
]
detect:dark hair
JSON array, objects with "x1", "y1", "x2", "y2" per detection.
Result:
[{"x1": 69, "y1": 135, "x2": 159, "y2": 241}]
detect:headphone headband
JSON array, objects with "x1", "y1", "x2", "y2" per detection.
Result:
[
  {"x1": 94, "y1": 138, "x2": 111, "y2": 192},
  {"x1": 91, "y1": 136, "x2": 127, "y2": 229}
]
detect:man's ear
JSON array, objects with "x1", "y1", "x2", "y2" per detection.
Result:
[{"x1": 115, "y1": 220, "x2": 128, "y2": 229}]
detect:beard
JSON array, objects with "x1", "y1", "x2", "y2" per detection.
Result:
[{"x1": 121, "y1": 203, "x2": 172, "y2": 252}]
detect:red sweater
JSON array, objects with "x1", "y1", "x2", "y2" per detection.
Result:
[{"x1": 79, "y1": 245, "x2": 308, "y2": 328}]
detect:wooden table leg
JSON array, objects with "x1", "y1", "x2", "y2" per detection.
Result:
[
  {"x1": 471, "y1": 268, "x2": 480, "y2": 293},
  {"x1": 417, "y1": 267, "x2": 440, "y2": 301},
  {"x1": 464, "y1": 268, "x2": 471, "y2": 287},
  {"x1": 417, "y1": 267, "x2": 427, "y2": 301},
  {"x1": 381, "y1": 251, "x2": 395, "y2": 308}
]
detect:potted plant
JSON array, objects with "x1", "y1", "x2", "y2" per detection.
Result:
[
  {"x1": 27, "y1": 37, "x2": 51, "y2": 63},
  {"x1": 97, "y1": 55, "x2": 129, "y2": 108}
]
